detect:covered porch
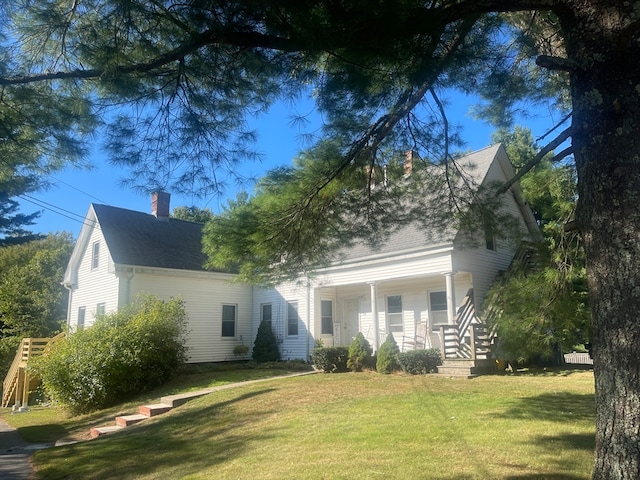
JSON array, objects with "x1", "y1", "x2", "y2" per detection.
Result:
[{"x1": 312, "y1": 271, "x2": 473, "y2": 352}]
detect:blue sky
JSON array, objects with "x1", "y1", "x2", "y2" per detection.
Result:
[{"x1": 19, "y1": 93, "x2": 558, "y2": 238}]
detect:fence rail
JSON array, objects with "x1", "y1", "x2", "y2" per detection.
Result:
[{"x1": 564, "y1": 352, "x2": 593, "y2": 365}]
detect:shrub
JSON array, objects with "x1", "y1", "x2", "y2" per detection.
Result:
[
  {"x1": 376, "y1": 333, "x2": 400, "y2": 374},
  {"x1": 33, "y1": 295, "x2": 188, "y2": 413},
  {"x1": 311, "y1": 346, "x2": 349, "y2": 373},
  {"x1": 347, "y1": 333, "x2": 373, "y2": 372},
  {"x1": 397, "y1": 349, "x2": 442, "y2": 374},
  {"x1": 252, "y1": 321, "x2": 280, "y2": 363}
]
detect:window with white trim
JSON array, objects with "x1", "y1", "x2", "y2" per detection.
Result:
[
  {"x1": 321, "y1": 300, "x2": 333, "y2": 335},
  {"x1": 91, "y1": 241, "x2": 100, "y2": 270},
  {"x1": 261, "y1": 303, "x2": 272, "y2": 328},
  {"x1": 221, "y1": 304, "x2": 237, "y2": 337},
  {"x1": 429, "y1": 291, "x2": 448, "y2": 331},
  {"x1": 287, "y1": 302, "x2": 299, "y2": 336},
  {"x1": 96, "y1": 303, "x2": 106, "y2": 317},
  {"x1": 77, "y1": 306, "x2": 86, "y2": 330},
  {"x1": 387, "y1": 295, "x2": 403, "y2": 333}
]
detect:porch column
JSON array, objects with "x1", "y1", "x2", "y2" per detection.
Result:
[
  {"x1": 444, "y1": 271, "x2": 457, "y2": 324},
  {"x1": 368, "y1": 282, "x2": 380, "y2": 350}
]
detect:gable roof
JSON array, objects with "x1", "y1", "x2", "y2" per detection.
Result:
[
  {"x1": 91, "y1": 204, "x2": 207, "y2": 271},
  {"x1": 338, "y1": 144, "x2": 537, "y2": 261}
]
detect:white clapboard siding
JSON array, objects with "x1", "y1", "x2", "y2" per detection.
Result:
[
  {"x1": 68, "y1": 226, "x2": 119, "y2": 329},
  {"x1": 130, "y1": 271, "x2": 253, "y2": 363}
]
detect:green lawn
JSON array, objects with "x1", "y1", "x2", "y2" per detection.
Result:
[{"x1": 4, "y1": 368, "x2": 595, "y2": 479}]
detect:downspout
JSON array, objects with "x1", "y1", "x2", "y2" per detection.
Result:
[{"x1": 306, "y1": 278, "x2": 311, "y2": 362}]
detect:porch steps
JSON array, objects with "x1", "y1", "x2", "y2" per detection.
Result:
[{"x1": 437, "y1": 359, "x2": 496, "y2": 378}]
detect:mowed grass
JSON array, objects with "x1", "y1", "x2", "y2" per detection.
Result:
[{"x1": 18, "y1": 368, "x2": 594, "y2": 480}]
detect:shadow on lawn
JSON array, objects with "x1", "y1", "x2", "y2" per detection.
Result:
[
  {"x1": 17, "y1": 424, "x2": 69, "y2": 443},
  {"x1": 499, "y1": 392, "x2": 595, "y2": 423},
  {"x1": 35, "y1": 387, "x2": 279, "y2": 479}
]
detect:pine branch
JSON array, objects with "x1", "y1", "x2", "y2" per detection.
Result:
[{"x1": 496, "y1": 125, "x2": 575, "y2": 195}]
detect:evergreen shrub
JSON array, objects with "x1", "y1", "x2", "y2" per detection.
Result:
[
  {"x1": 347, "y1": 332, "x2": 373, "y2": 371},
  {"x1": 311, "y1": 346, "x2": 349, "y2": 373},
  {"x1": 376, "y1": 333, "x2": 400, "y2": 374},
  {"x1": 33, "y1": 295, "x2": 188, "y2": 413},
  {"x1": 252, "y1": 321, "x2": 280, "y2": 363},
  {"x1": 397, "y1": 349, "x2": 442, "y2": 374}
]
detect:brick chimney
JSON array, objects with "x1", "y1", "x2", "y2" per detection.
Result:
[
  {"x1": 151, "y1": 191, "x2": 170, "y2": 220},
  {"x1": 404, "y1": 150, "x2": 414, "y2": 176}
]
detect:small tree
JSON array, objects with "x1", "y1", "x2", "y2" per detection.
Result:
[
  {"x1": 347, "y1": 333, "x2": 373, "y2": 372},
  {"x1": 376, "y1": 334, "x2": 400, "y2": 374},
  {"x1": 252, "y1": 321, "x2": 280, "y2": 363}
]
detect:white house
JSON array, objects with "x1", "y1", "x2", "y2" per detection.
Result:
[{"x1": 63, "y1": 144, "x2": 539, "y2": 366}]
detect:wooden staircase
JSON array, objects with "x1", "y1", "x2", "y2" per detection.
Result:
[
  {"x1": 437, "y1": 289, "x2": 496, "y2": 377},
  {"x1": 436, "y1": 245, "x2": 537, "y2": 377},
  {"x1": 2, "y1": 333, "x2": 64, "y2": 408}
]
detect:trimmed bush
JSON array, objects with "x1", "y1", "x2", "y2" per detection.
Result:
[
  {"x1": 347, "y1": 333, "x2": 373, "y2": 372},
  {"x1": 376, "y1": 333, "x2": 400, "y2": 374},
  {"x1": 397, "y1": 349, "x2": 442, "y2": 374},
  {"x1": 252, "y1": 321, "x2": 280, "y2": 363},
  {"x1": 33, "y1": 295, "x2": 188, "y2": 413},
  {"x1": 311, "y1": 346, "x2": 349, "y2": 373}
]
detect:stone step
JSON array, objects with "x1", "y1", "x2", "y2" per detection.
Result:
[
  {"x1": 139, "y1": 403, "x2": 173, "y2": 417},
  {"x1": 115, "y1": 413, "x2": 149, "y2": 427},
  {"x1": 90, "y1": 425, "x2": 124, "y2": 439}
]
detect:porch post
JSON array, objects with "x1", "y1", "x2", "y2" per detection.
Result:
[
  {"x1": 444, "y1": 271, "x2": 457, "y2": 324},
  {"x1": 368, "y1": 282, "x2": 380, "y2": 350}
]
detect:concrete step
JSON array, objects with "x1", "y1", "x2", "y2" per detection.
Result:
[
  {"x1": 115, "y1": 413, "x2": 149, "y2": 427},
  {"x1": 139, "y1": 403, "x2": 173, "y2": 417},
  {"x1": 90, "y1": 425, "x2": 124, "y2": 439}
]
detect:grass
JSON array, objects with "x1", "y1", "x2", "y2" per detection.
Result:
[{"x1": 3, "y1": 367, "x2": 595, "y2": 479}]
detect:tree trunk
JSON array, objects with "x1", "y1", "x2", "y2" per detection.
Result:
[{"x1": 562, "y1": 2, "x2": 640, "y2": 477}]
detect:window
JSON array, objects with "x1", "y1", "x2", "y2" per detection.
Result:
[
  {"x1": 321, "y1": 300, "x2": 333, "y2": 335},
  {"x1": 287, "y1": 302, "x2": 299, "y2": 336},
  {"x1": 387, "y1": 295, "x2": 403, "y2": 333},
  {"x1": 221, "y1": 304, "x2": 237, "y2": 337},
  {"x1": 485, "y1": 231, "x2": 497, "y2": 251},
  {"x1": 261, "y1": 303, "x2": 272, "y2": 327},
  {"x1": 77, "y1": 306, "x2": 86, "y2": 330},
  {"x1": 91, "y1": 241, "x2": 100, "y2": 270},
  {"x1": 430, "y1": 291, "x2": 448, "y2": 331},
  {"x1": 96, "y1": 303, "x2": 106, "y2": 317}
]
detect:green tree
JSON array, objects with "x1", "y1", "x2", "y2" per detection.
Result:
[
  {"x1": 0, "y1": 233, "x2": 74, "y2": 338},
  {"x1": 376, "y1": 334, "x2": 400, "y2": 375},
  {"x1": 485, "y1": 127, "x2": 589, "y2": 364},
  {"x1": 347, "y1": 332, "x2": 373, "y2": 372},
  {"x1": 252, "y1": 321, "x2": 280, "y2": 363},
  {"x1": 0, "y1": 2, "x2": 639, "y2": 475},
  {"x1": 171, "y1": 206, "x2": 214, "y2": 224}
]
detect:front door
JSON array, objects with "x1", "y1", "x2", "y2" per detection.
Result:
[{"x1": 342, "y1": 298, "x2": 360, "y2": 346}]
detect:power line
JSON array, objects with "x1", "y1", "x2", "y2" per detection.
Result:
[
  {"x1": 18, "y1": 194, "x2": 98, "y2": 230},
  {"x1": 49, "y1": 175, "x2": 109, "y2": 205}
]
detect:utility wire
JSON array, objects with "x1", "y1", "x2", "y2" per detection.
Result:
[{"x1": 18, "y1": 194, "x2": 98, "y2": 230}]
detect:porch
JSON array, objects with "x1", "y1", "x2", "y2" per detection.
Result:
[{"x1": 313, "y1": 271, "x2": 475, "y2": 353}]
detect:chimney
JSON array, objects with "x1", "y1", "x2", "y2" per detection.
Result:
[
  {"x1": 151, "y1": 191, "x2": 170, "y2": 220},
  {"x1": 404, "y1": 150, "x2": 414, "y2": 176}
]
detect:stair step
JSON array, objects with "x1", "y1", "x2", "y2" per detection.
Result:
[
  {"x1": 90, "y1": 425, "x2": 124, "y2": 438},
  {"x1": 115, "y1": 414, "x2": 149, "y2": 427},
  {"x1": 139, "y1": 403, "x2": 173, "y2": 417}
]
